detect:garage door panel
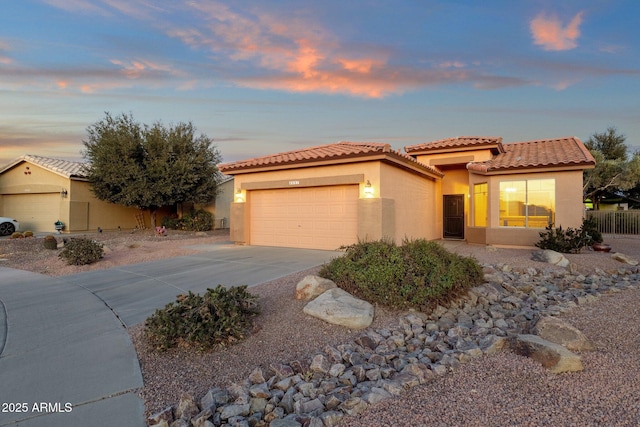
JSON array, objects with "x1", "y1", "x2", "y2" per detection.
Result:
[
  {"x1": 3, "y1": 194, "x2": 61, "y2": 233},
  {"x1": 250, "y1": 186, "x2": 358, "y2": 250}
]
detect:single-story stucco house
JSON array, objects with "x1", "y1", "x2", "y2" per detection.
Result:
[
  {"x1": 218, "y1": 136, "x2": 596, "y2": 250},
  {"x1": 0, "y1": 155, "x2": 231, "y2": 233}
]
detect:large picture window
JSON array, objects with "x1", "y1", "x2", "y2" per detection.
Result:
[{"x1": 499, "y1": 179, "x2": 555, "y2": 228}]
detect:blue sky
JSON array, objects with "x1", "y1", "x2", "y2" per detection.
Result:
[{"x1": 1, "y1": 0, "x2": 639, "y2": 166}]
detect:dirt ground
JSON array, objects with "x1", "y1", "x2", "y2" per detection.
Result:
[
  {"x1": 0, "y1": 229, "x2": 232, "y2": 276},
  {"x1": 1, "y1": 230, "x2": 638, "y2": 278}
]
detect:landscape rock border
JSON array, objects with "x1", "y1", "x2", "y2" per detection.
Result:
[{"x1": 148, "y1": 263, "x2": 640, "y2": 427}]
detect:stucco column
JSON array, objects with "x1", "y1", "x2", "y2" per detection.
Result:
[
  {"x1": 357, "y1": 198, "x2": 395, "y2": 242},
  {"x1": 230, "y1": 202, "x2": 249, "y2": 244}
]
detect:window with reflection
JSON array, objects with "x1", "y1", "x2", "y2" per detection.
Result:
[
  {"x1": 499, "y1": 179, "x2": 554, "y2": 227},
  {"x1": 473, "y1": 183, "x2": 488, "y2": 227}
]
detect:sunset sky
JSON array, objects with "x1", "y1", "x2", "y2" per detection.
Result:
[{"x1": 1, "y1": 0, "x2": 639, "y2": 166}]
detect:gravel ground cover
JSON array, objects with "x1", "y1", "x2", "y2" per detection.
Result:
[{"x1": 2, "y1": 232, "x2": 639, "y2": 426}]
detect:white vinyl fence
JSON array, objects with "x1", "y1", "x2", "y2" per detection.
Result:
[{"x1": 586, "y1": 210, "x2": 640, "y2": 237}]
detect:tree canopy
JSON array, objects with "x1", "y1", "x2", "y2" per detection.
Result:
[
  {"x1": 83, "y1": 112, "x2": 223, "y2": 226},
  {"x1": 583, "y1": 127, "x2": 640, "y2": 209}
]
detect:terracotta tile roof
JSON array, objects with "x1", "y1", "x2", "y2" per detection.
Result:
[
  {"x1": 405, "y1": 136, "x2": 504, "y2": 154},
  {"x1": 219, "y1": 141, "x2": 443, "y2": 177},
  {"x1": 467, "y1": 137, "x2": 596, "y2": 174},
  {"x1": 0, "y1": 154, "x2": 88, "y2": 178}
]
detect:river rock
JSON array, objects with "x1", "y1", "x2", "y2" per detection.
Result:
[
  {"x1": 295, "y1": 275, "x2": 337, "y2": 300},
  {"x1": 303, "y1": 288, "x2": 374, "y2": 329},
  {"x1": 513, "y1": 334, "x2": 583, "y2": 373}
]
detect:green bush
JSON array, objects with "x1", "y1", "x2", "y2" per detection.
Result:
[
  {"x1": 535, "y1": 218, "x2": 599, "y2": 253},
  {"x1": 161, "y1": 216, "x2": 180, "y2": 229},
  {"x1": 58, "y1": 237, "x2": 104, "y2": 265},
  {"x1": 162, "y1": 209, "x2": 213, "y2": 232},
  {"x1": 43, "y1": 235, "x2": 58, "y2": 250},
  {"x1": 318, "y1": 239, "x2": 484, "y2": 311},
  {"x1": 581, "y1": 216, "x2": 603, "y2": 244},
  {"x1": 145, "y1": 285, "x2": 260, "y2": 351},
  {"x1": 23, "y1": 231, "x2": 34, "y2": 238},
  {"x1": 10, "y1": 232, "x2": 24, "y2": 239}
]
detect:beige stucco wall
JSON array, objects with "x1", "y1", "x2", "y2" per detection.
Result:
[
  {"x1": 199, "y1": 178, "x2": 234, "y2": 229},
  {"x1": 379, "y1": 162, "x2": 439, "y2": 242},
  {"x1": 414, "y1": 148, "x2": 494, "y2": 167},
  {"x1": 69, "y1": 180, "x2": 150, "y2": 231},
  {"x1": 227, "y1": 161, "x2": 440, "y2": 247},
  {"x1": 0, "y1": 162, "x2": 68, "y2": 195},
  {"x1": 0, "y1": 162, "x2": 70, "y2": 232},
  {"x1": 468, "y1": 169, "x2": 585, "y2": 246},
  {"x1": 0, "y1": 160, "x2": 151, "y2": 232},
  {"x1": 232, "y1": 162, "x2": 382, "y2": 199}
]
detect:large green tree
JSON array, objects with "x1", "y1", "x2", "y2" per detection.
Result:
[
  {"x1": 83, "y1": 112, "x2": 222, "y2": 227},
  {"x1": 583, "y1": 127, "x2": 640, "y2": 210}
]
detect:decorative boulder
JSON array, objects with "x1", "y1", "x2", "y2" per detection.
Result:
[
  {"x1": 513, "y1": 334, "x2": 583, "y2": 373},
  {"x1": 303, "y1": 288, "x2": 374, "y2": 329},
  {"x1": 531, "y1": 249, "x2": 570, "y2": 267},
  {"x1": 295, "y1": 275, "x2": 337, "y2": 300},
  {"x1": 533, "y1": 317, "x2": 594, "y2": 351}
]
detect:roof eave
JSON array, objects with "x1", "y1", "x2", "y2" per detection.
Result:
[
  {"x1": 405, "y1": 142, "x2": 504, "y2": 156},
  {"x1": 220, "y1": 152, "x2": 444, "y2": 179},
  {"x1": 468, "y1": 162, "x2": 595, "y2": 176}
]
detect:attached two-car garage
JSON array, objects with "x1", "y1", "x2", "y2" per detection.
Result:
[
  {"x1": 220, "y1": 141, "x2": 444, "y2": 251},
  {"x1": 249, "y1": 185, "x2": 358, "y2": 250},
  {"x1": 2, "y1": 193, "x2": 61, "y2": 233}
]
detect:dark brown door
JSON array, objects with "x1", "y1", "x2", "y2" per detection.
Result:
[{"x1": 444, "y1": 195, "x2": 464, "y2": 239}]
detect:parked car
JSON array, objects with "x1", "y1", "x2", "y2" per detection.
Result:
[{"x1": 0, "y1": 217, "x2": 19, "y2": 236}]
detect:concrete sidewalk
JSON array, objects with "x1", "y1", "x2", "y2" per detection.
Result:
[{"x1": 0, "y1": 244, "x2": 338, "y2": 426}]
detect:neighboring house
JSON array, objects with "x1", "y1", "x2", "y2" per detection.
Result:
[
  {"x1": 219, "y1": 136, "x2": 596, "y2": 250},
  {"x1": 196, "y1": 175, "x2": 234, "y2": 229},
  {"x1": 0, "y1": 155, "x2": 151, "y2": 233},
  {"x1": 0, "y1": 154, "x2": 232, "y2": 234}
]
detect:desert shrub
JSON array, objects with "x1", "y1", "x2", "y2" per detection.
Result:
[
  {"x1": 145, "y1": 285, "x2": 260, "y2": 351},
  {"x1": 43, "y1": 235, "x2": 58, "y2": 250},
  {"x1": 10, "y1": 232, "x2": 24, "y2": 239},
  {"x1": 319, "y1": 239, "x2": 483, "y2": 311},
  {"x1": 163, "y1": 209, "x2": 213, "y2": 232},
  {"x1": 161, "y1": 216, "x2": 180, "y2": 229},
  {"x1": 535, "y1": 218, "x2": 598, "y2": 253},
  {"x1": 581, "y1": 216, "x2": 603, "y2": 244},
  {"x1": 58, "y1": 237, "x2": 104, "y2": 265},
  {"x1": 23, "y1": 231, "x2": 34, "y2": 238}
]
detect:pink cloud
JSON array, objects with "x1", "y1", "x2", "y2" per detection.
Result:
[
  {"x1": 167, "y1": 2, "x2": 413, "y2": 97},
  {"x1": 530, "y1": 11, "x2": 584, "y2": 51}
]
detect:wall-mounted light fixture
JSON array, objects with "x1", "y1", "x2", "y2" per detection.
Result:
[
  {"x1": 60, "y1": 188, "x2": 68, "y2": 198},
  {"x1": 234, "y1": 189, "x2": 245, "y2": 203},
  {"x1": 364, "y1": 180, "x2": 374, "y2": 198}
]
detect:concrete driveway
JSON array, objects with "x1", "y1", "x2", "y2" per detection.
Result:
[{"x1": 0, "y1": 243, "x2": 338, "y2": 427}]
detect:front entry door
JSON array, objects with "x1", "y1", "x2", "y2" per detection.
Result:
[{"x1": 443, "y1": 195, "x2": 464, "y2": 239}]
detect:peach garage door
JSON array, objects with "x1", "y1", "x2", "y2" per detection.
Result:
[
  {"x1": 2, "y1": 193, "x2": 61, "y2": 233},
  {"x1": 249, "y1": 185, "x2": 359, "y2": 250}
]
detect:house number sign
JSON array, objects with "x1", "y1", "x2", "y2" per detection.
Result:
[{"x1": 289, "y1": 180, "x2": 300, "y2": 185}]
